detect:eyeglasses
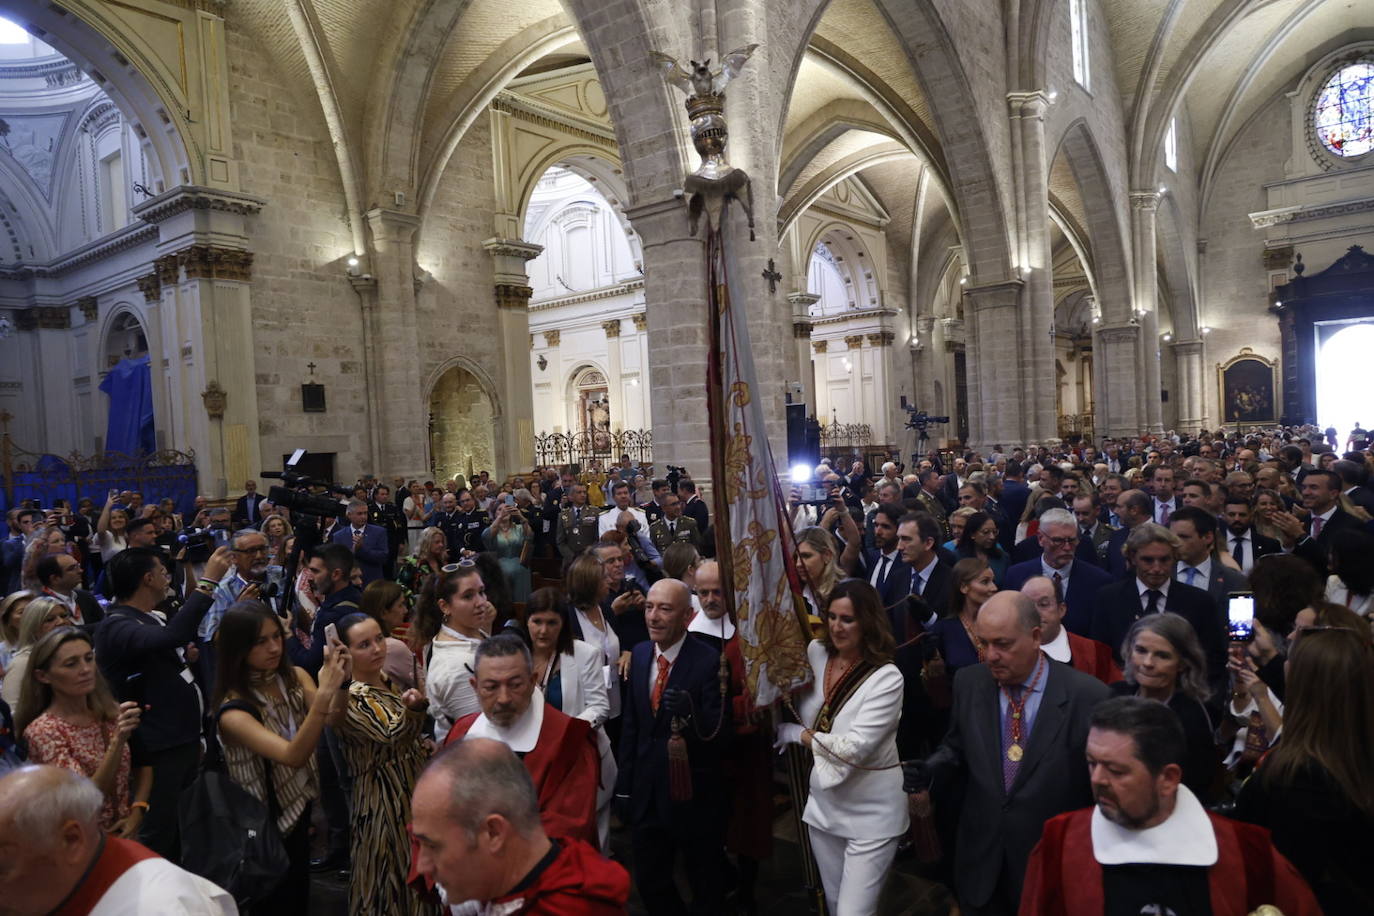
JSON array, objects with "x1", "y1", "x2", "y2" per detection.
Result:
[
  {"x1": 234, "y1": 545, "x2": 268, "y2": 555},
  {"x1": 1043, "y1": 536, "x2": 1078, "y2": 548},
  {"x1": 441, "y1": 559, "x2": 477, "y2": 572}
]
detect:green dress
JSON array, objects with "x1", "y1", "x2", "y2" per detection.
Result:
[{"x1": 335, "y1": 678, "x2": 439, "y2": 916}]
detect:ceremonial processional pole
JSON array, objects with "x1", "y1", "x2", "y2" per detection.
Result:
[{"x1": 652, "y1": 44, "x2": 828, "y2": 914}]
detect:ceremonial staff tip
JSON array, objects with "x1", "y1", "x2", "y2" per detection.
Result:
[{"x1": 651, "y1": 43, "x2": 760, "y2": 240}]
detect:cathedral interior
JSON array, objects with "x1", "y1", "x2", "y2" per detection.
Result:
[{"x1": 0, "y1": 0, "x2": 1371, "y2": 492}]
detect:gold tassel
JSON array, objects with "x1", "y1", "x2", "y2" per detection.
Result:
[{"x1": 667, "y1": 716, "x2": 692, "y2": 802}]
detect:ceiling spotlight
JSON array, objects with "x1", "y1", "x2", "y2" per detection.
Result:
[
  {"x1": 1274, "y1": 300, "x2": 1282, "y2": 307},
  {"x1": 1091, "y1": 316, "x2": 1101, "y2": 324},
  {"x1": 347, "y1": 256, "x2": 359, "y2": 267},
  {"x1": 1200, "y1": 325, "x2": 1211, "y2": 335},
  {"x1": 959, "y1": 277, "x2": 967, "y2": 285},
  {"x1": 1162, "y1": 332, "x2": 1172, "y2": 342},
  {"x1": 1047, "y1": 89, "x2": 1059, "y2": 101},
  {"x1": 1158, "y1": 186, "x2": 1167, "y2": 194}
]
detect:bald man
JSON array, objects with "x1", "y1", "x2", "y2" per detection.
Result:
[
  {"x1": 411, "y1": 737, "x2": 628, "y2": 914},
  {"x1": 0, "y1": 765, "x2": 235, "y2": 915},
  {"x1": 614, "y1": 577, "x2": 731, "y2": 914},
  {"x1": 904, "y1": 592, "x2": 1110, "y2": 915}
]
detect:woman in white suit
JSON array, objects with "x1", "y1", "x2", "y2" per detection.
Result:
[
  {"x1": 522, "y1": 586, "x2": 616, "y2": 849},
  {"x1": 776, "y1": 578, "x2": 907, "y2": 916}
]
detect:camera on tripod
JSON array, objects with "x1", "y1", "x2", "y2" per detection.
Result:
[
  {"x1": 262, "y1": 448, "x2": 352, "y2": 517},
  {"x1": 665, "y1": 464, "x2": 687, "y2": 491}
]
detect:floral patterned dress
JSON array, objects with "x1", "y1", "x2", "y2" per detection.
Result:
[{"x1": 24, "y1": 712, "x2": 129, "y2": 830}]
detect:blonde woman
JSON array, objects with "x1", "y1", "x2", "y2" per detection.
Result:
[{"x1": 1, "y1": 597, "x2": 73, "y2": 705}]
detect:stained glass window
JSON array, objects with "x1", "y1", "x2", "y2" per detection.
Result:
[
  {"x1": 1314, "y1": 62, "x2": 1374, "y2": 158},
  {"x1": 1069, "y1": 0, "x2": 1090, "y2": 90}
]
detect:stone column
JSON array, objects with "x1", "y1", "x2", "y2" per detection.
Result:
[
  {"x1": 1130, "y1": 191, "x2": 1164, "y2": 434},
  {"x1": 787, "y1": 292, "x2": 820, "y2": 413},
  {"x1": 349, "y1": 274, "x2": 383, "y2": 471},
  {"x1": 1095, "y1": 323, "x2": 1143, "y2": 438},
  {"x1": 866, "y1": 331, "x2": 896, "y2": 443},
  {"x1": 963, "y1": 280, "x2": 1025, "y2": 450},
  {"x1": 1171, "y1": 339, "x2": 1204, "y2": 434},
  {"x1": 625, "y1": 198, "x2": 709, "y2": 474},
  {"x1": 602, "y1": 317, "x2": 625, "y2": 431},
  {"x1": 483, "y1": 237, "x2": 543, "y2": 475},
  {"x1": 132, "y1": 187, "x2": 266, "y2": 496},
  {"x1": 365, "y1": 208, "x2": 427, "y2": 479},
  {"x1": 910, "y1": 315, "x2": 937, "y2": 410},
  {"x1": 1008, "y1": 91, "x2": 1057, "y2": 442}
]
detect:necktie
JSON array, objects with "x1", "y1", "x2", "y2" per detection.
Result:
[
  {"x1": 1312, "y1": 516, "x2": 1325, "y2": 539},
  {"x1": 247, "y1": 498, "x2": 255, "y2": 522},
  {"x1": 875, "y1": 555, "x2": 890, "y2": 589},
  {"x1": 1232, "y1": 536, "x2": 1245, "y2": 566},
  {"x1": 1002, "y1": 684, "x2": 1025, "y2": 791},
  {"x1": 1183, "y1": 567, "x2": 1198, "y2": 587},
  {"x1": 1159, "y1": 502, "x2": 1171, "y2": 525},
  {"x1": 1144, "y1": 589, "x2": 1162, "y2": 616},
  {"x1": 1052, "y1": 572, "x2": 1064, "y2": 603},
  {"x1": 651, "y1": 654, "x2": 671, "y2": 713}
]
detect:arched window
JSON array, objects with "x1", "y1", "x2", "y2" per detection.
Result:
[
  {"x1": 1069, "y1": 0, "x2": 1090, "y2": 91},
  {"x1": 807, "y1": 242, "x2": 849, "y2": 315},
  {"x1": 1314, "y1": 61, "x2": 1374, "y2": 158},
  {"x1": 1163, "y1": 117, "x2": 1177, "y2": 171}
]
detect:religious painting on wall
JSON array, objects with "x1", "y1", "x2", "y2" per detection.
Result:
[{"x1": 1218, "y1": 349, "x2": 1278, "y2": 424}]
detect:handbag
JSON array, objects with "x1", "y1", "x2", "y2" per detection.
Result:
[{"x1": 178, "y1": 700, "x2": 289, "y2": 906}]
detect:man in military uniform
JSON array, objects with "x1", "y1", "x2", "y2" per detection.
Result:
[
  {"x1": 915, "y1": 467, "x2": 949, "y2": 538},
  {"x1": 451, "y1": 489, "x2": 490, "y2": 556},
  {"x1": 556, "y1": 483, "x2": 601, "y2": 564},
  {"x1": 430, "y1": 491, "x2": 465, "y2": 562},
  {"x1": 648, "y1": 492, "x2": 700, "y2": 554},
  {"x1": 640, "y1": 479, "x2": 672, "y2": 526},
  {"x1": 369, "y1": 484, "x2": 407, "y2": 578}
]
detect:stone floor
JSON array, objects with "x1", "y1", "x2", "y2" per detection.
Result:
[{"x1": 305, "y1": 802, "x2": 960, "y2": 915}]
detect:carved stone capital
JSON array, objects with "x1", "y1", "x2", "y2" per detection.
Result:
[
  {"x1": 1006, "y1": 89, "x2": 1051, "y2": 118},
  {"x1": 201, "y1": 380, "x2": 228, "y2": 419},
  {"x1": 792, "y1": 321, "x2": 814, "y2": 339},
  {"x1": 178, "y1": 245, "x2": 253, "y2": 282},
  {"x1": 844, "y1": 334, "x2": 864, "y2": 350},
  {"x1": 75, "y1": 297, "x2": 98, "y2": 322},
  {"x1": 495, "y1": 284, "x2": 534, "y2": 310},
  {"x1": 481, "y1": 237, "x2": 544, "y2": 261},
  {"x1": 132, "y1": 185, "x2": 265, "y2": 224},
  {"x1": 34, "y1": 307, "x2": 70, "y2": 330},
  {"x1": 602, "y1": 319, "x2": 622, "y2": 338},
  {"x1": 137, "y1": 273, "x2": 162, "y2": 303},
  {"x1": 1129, "y1": 190, "x2": 1161, "y2": 212},
  {"x1": 155, "y1": 254, "x2": 179, "y2": 285},
  {"x1": 631, "y1": 314, "x2": 647, "y2": 332},
  {"x1": 13, "y1": 311, "x2": 35, "y2": 332},
  {"x1": 866, "y1": 331, "x2": 895, "y2": 347},
  {"x1": 543, "y1": 330, "x2": 561, "y2": 347},
  {"x1": 813, "y1": 339, "x2": 828, "y2": 354}
]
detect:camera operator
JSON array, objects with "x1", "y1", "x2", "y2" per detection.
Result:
[
  {"x1": 95, "y1": 544, "x2": 234, "y2": 862},
  {"x1": 598, "y1": 481, "x2": 662, "y2": 570}
]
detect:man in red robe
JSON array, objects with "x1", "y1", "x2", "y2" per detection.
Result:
[
  {"x1": 412, "y1": 737, "x2": 630, "y2": 915},
  {"x1": 1020, "y1": 697, "x2": 1319, "y2": 916},
  {"x1": 445, "y1": 633, "x2": 600, "y2": 846},
  {"x1": 1023, "y1": 574, "x2": 1122, "y2": 684},
  {"x1": 0, "y1": 765, "x2": 234, "y2": 916}
]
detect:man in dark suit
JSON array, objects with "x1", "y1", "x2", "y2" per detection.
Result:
[
  {"x1": 1072, "y1": 494, "x2": 1112, "y2": 559},
  {"x1": 1000, "y1": 462, "x2": 1031, "y2": 532},
  {"x1": 1089, "y1": 523, "x2": 1226, "y2": 698},
  {"x1": 1149, "y1": 466, "x2": 1180, "y2": 525},
  {"x1": 677, "y1": 479, "x2": 711, "y2": 545},
  {"x1": 904, "y1": 591, "x2": 1110, "y2": 915},
  {"x1": 939, "y1": 457, "x2": 969, "y2": 513},
  {"x1": 1334, "y1": 458, "x2": 1374, "y2": 512},
  {"x1": 897, "y1": 512, "x2": 952, "y2": 625},
  {"x1": 1220, "y1": 497, "x2": 1281, "y2": 576},
  {"x1": 614, "y1": 578, "x2": 729, "y2": 915},
  {"x1": 1169, "y1": 507, "x2": 1248, "y2": 624},
  {"x1": 231, "y1": 479, "x2": 267, "y2": 529},
  {"x1": 329, "y1": 499, "x2": 390, "y2": 584},
  {"x1": 1102, "y1": 490, "x2": 1154, "y2": 579},
  {"x1": 1003, "y1": 508, "x2": 1112, "y2": 636},
  {"x1": 860, "y1": 503, "x2": 909, "y2": 608},
  {"x1": 35, "y1": 553, "x2": 103, "y2": 629},
  {"x1": 1287, "y1": 469, "x2": 1364, "y2": 575}
]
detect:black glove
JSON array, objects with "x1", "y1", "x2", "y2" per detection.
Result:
[
  {"x1": 661, "y1": 687, "x2": 692, "y2": 717},
  {"x1": 613, "y1": 794, "x2": 632, "y2": 825},
  {"x1": 902, "y1": 759, "x2": 932, "y2": 794}
]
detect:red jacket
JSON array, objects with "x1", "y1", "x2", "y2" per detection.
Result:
[
  {"x1": 486, "y1": 837, "x2": 630, "y2": 915},
  {"x1": 1066, "y1": 631, "x2": 1122, "y2": 684},
  {"x1": 1020, "y1": 806, "x2": 1321, "y2": 916}
]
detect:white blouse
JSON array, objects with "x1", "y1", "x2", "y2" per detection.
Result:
[
  {"x1": 795, "y1": 639, "x2": 908, "y2": 840},
  {"x1": 573, "y1": 606, "x2": 621, "y2": 719},
  {"x1": 427, "y1": 634, "x2": 482, "y2": 739}
]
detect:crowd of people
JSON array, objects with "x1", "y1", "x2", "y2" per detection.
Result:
[{"x1": 0, "y1": 426, "x2": 1370, "y2": 915}]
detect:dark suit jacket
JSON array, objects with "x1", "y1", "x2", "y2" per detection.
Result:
[
  {"x1": 232, "y1": 492, "x2": 267, "y2": 528},
  {"x1": 926, "y1": 660, "x2": 1110, "y2": 908},
  {"x1": 1103, "y1": 525, "x2": 1133, "y2": 579},
  {"x1": 1293, "y1": 506, "x2": 1363, "y2": 575},
  {"x1": 1089, "y1": 577, "x2": 1226, "y2": 697},
  {"x1": 615, "y1": 636, "x2": 729, "y2": 827},
  {"x1": 860, "y1": 548, "x2": 910, "y2": 609},
  {"x1": 1002, "y1": 558, "x2": 1112, "y2": 637},
  {"x1": 1181, "y1": 558, "x2": 1249, "y2": 625},
  {"x1": 1345, "y1": 486, "x2": 1374, "y2": 513},
  {"x1": 1224, "y1": 527, "x2": 1282, "y2": 570},
  {"x1": 899, "y1": 559, "x2": 952, "y2": 622},
  {"x1": 1000, "y1": 480, "x2": 1031, "y2": 532},
  {"x1": 71, "y1": 589, "x2": 104, "y2": 630},
  {"x1": 329, "y1": 523, "x2": 390, "y2": 584}
]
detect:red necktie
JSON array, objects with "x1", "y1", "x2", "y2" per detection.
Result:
[
  {"x1": 1312, "y1": 516, "x2": 1325, "y2": 538},
  {"x1": 651, "y1": 654, "x2": 671, "y2": 713}
]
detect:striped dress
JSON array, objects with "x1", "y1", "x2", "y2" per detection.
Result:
[{"x1": 335, "y1": 678, "x2": 439, "y2": 916}]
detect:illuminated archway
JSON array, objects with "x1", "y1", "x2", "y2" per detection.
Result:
[{"x1": 1316, "y1": 321, "x2": 1374, "y2": 438}]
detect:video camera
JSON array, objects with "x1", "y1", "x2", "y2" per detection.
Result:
[
  {"x1": 263, "y1": 448, "x2": 352, "y2": 517},
  {"x1": 665, "y1": 464, "x2": 688, "y2": 492}
]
